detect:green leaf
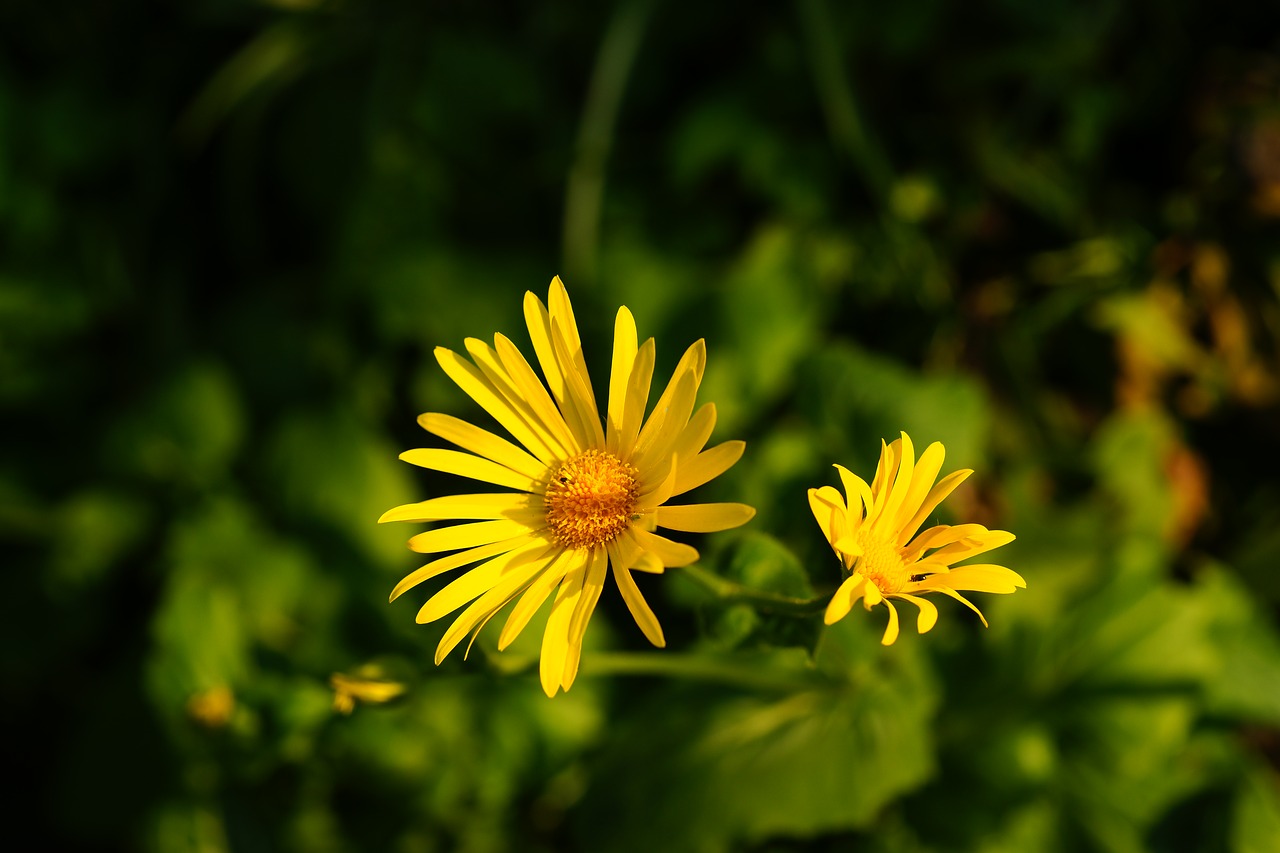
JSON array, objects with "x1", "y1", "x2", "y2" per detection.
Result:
[{"x1": 580, "y1": 622, "x2": 937, "y2": 850}]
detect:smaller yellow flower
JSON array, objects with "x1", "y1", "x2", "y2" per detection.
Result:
[
  {"x1": 330, "y1": 671, "x2": 407, "y2": 715},
  {"x1": 810, "y1": 432, "x2": 1024, "y2": 644}
]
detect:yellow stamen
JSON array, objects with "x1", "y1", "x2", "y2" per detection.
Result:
[
  {"x1": 544, "y1": 449, "x2": 639, "y2": 549},
  {"x1": 852, "y1": 531, "x2": 910, "y2": 594}
]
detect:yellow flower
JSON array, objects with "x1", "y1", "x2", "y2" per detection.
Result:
[
  {"x1": 330, "y1": 671, "x2": 407, "y2": 715},
  {"x1": 381, "y1": 277, "x2": 754, "y2": 696},
  {"x1": 810, "y1": 433, "x2": 1024, "y2": 644}
]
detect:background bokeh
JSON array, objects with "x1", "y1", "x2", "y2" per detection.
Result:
[{"x1": 5, "y1": 1, "x2": 1280, "y2": 850}]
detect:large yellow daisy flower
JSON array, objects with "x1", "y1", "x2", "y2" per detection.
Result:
[
  {"x1": 381, "y1": 277, "x2": 755, "y2": 696},
  {"x1": 809, "y1": 432, "x2": 1024, "y2": 645}
]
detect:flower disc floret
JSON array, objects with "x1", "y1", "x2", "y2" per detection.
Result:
[{"x1": 544, "y1": 450, "x2": 639, "y2": 549}]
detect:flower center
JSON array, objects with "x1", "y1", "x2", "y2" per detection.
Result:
[
  {"x1": 544, "y1": 449, "x2": 640, "y2": 550},
  {"x1": 854, "y1": 531, "x2": 910, "y2": 594}
]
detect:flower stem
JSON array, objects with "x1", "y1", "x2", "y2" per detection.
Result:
[
  {"x1": 679, "y1": 563, "x2": 831, "y2": 616},
  {"x1": 581, "y1": 651, "x2": 825, "y2": 692}
]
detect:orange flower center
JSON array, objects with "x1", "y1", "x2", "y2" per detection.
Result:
[
  {"x1": 544, "y1": 449, "x2": 639, "y2": 549},
  {"x1": 854, "y1": 531, "x2": 910, "y2": 594}
]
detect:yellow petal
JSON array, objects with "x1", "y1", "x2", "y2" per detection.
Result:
[
  {"x1": 656, "y1": 502, "x2": 755, "y2": 533},
  {"x1": 434, "y1": 347, "x2": 558, "y2": 464},
  {"x1": 540, "y1": 561, "x2": 586, "y2": 697},
  {"x1": 606, "y1": 306, "x2": 639, "y2": 455},
  {"x1": 669, "y1": 403, "x2": 717, "y2": 470},
  {"x1": 893, "y1": 441, "x2": 945, "y2": 543},
  {"x1": 896, "y1": 593, "x2": 939, "y2": 633},
  {"x1": 635, "y1": 453, "x2": 677, "y2": 510},
  {"x1": 823, "y1": 574, "x2": 867, "y2": 624},
  {"x1": 808, "y1": 486, "x2": 847, "y2": 552},
  {"x1": 390, "y1": 533, "x2": 540, "y2": 602},
  {"x1": 899, "y1": 468, "x2": 973, "y2": 543},
  {"x1": 408, "y1": 518, "x2": 537, "y2": 554},
  {"x1": 379, "y1": 493, "x2": 540, "y2": 523},
  {"x1": 433, "y1": 552, "x2": 550, "y2": 664},
  {"x1": 877, "y1": 432, "x2": 916, "y2": 531},
  {"x1": 633, "y1": 367, "x2": 699, "y2": 474},
  {"x1": 523, "y1": 290, "x2": 571, "y2": 411},
  {"x1": 561, "y1": 548, "x2": 609, "y2": 691},
  {"x1": 613, "y1": 563, "x2": 665, "y2": 647},
  {"x1": 615, "y1": 339, "x2": 656, "y2": 460},
  {"x1": 418, "y1": 543, "x2": 547, "y2": 624},
  {"x1": 628, "y1": 526, "x2": 700, "y2": 567},
  {"x1": 497, "y1": 549, "x2": 578, "y2": 650},
  {"x1": 551, "y1": 316, "x2": 605, "y2": 448},
  {"x1": 492, "y1": 333, "x2": 582, "y2": 452},
  {"x1": 924, "y1": 530, "x2": 1016, "y2": 565},
  {"x1": 834, "y1": 464, "x2": 874, "y2": 523},
  {"x1": 880, "y1": 598, "x2": 901, "y2": 645},
  {"x1": 921, "y1": 564, "x2": 1026, "y2": 594},
  {"x1": 672, "y1": 440, "x2": 745, "y2": 497},
  {"x1": 399, "y1": 448, "x2": 537, "y2": 492},
  {"x1": 417, "y1": 412, "x2": 547, "y2": 481},
  {"x1": 868, "y1": 438, "x2": 896, "y2": 515},
  {"x1": 900, "y1": 522, "x2": 992, "y2": 563},
  {"x1": 929, "y1": 586, "x2": 989, "y2": 627},
  {"x1": 465, "y1": 337, "x2": 574, "y2": 460}
]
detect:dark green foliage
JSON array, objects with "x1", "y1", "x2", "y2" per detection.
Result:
[{"x1": 5, "y1": 1, "x2": 1280, "y2": 851}]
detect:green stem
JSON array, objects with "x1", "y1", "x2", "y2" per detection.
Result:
[
  {"x1": 562, "y1": 0, "x2": 656, "y2": 286},
  {"x1": 679, "y1": 563, "x2": 831, "y2": 616},
  {"x1": 581, "y1": 651, "x2": 825, "y2": 691},
  {"x1": 799, "y1": 0, "x2": 894, "y2": 201}
]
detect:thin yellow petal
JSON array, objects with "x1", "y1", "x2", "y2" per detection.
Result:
[
  {"x1": 632, "y1": 367, "x2": 699, "y2": 474},
  {"x1": 635, "y1": 453, "x2": 678, "y2": 511},
  {"x1": 615, "y1": 339, "x2": 656, "y2": 459},
  {"x1": 823, "y1": 574, "x2": 866, "y2": 624},
  {"x1": 920, "y1": 564, "x2": 1026, "y2": 594},
  {"x1": 894, "y1": 441, "x2": 945, "y2": 542},
  {"x1": 492, "y1": 333, "x2": 582, "y2": 452},
  {"x1": 606, "y1": 306, "x2": 639, "y2": 455},
  {"x1": 379, "y1": 493, "x2": 540, "y2": 523},
  {"x1": 562, "y1": 548, "x2": 609, "y2": 690},
  {"x1": 433, "y1": 552, "x2": 551, "y2": 664},
  {"x1": 628, "y1": 526, "x2": 700, "y2": 567},
  {"x1": 669, "y1": 403, "x2": 717, "y2": 471},
  {"x1": 929, "y1": 586, "x2": 989, "y2": 627},
  {"x1": 399, "y1": 448, "x2": 538, "y2": 492},
  {"x1": 408, "y1": 518, "x2": 537, "y2": 554},
  {"x1": 523, "y1": 290, "x2": 570, "y2": 411},
  {"x1": 672, "y1": 440, "x2": 745, "y2": 497},
  {"x1": 540, "y1": 560, "x2": 586, "y2": 697},
  {"x1": 417, "y1": 412, "x2": 546, "y2": 480},
  {"x1": 390, "y1": 533, "x2": 540, "y2": 602},
  {"x1": 901, "y1": 523, "x2": 992, "y2": 562},
  {"x1": 875, "y1": 432, "x2": 914, "y2": 526},
  {"x1": 465, "y1": 337, "x2": 574, "y2": 460},
  {"x1": 417, "y1": 543, "x2": 546, "y2": 624},
  {"x1": 656, "y1": 502, "x2": 755, "y2": 533},
  {"x1": 434, "y1": 347, "x2": 559, "y2": 463},
  {"x1": 896, "y1": 593, "x2": 939, "y2": 633},
  {"x1": 497, "y1": 549, "x2": 578, "y2": 650},
  {"x1": 551, "y1": 320, "x2": 606, "y2": 448},
  {"x1": 833, "y1": 463, "x2": 872, "y2": 530},
  {"x1": 868, "y1": 438, "x2": 896, "y2": 515},
  {"x1": 899, "y1": 468, "x2": 973, "y2": 543},
  {"x1": 880, "y1": 598, "x2": 901, "y2": 645},
  {"x1": 924, "y1": 530, "x2": 1017, "y2": 565},
  {"x1": 613, "y1": 562, "x2": 665, "y2": 646}
]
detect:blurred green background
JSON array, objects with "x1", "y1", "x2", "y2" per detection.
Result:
[{"x1": 5, "y1": 0, "x2": 1280, "y2": 850}]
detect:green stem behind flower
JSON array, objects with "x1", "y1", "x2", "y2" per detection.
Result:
[{"x1": 679, "y1": 563, "x2": 831, "y2": 616}]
